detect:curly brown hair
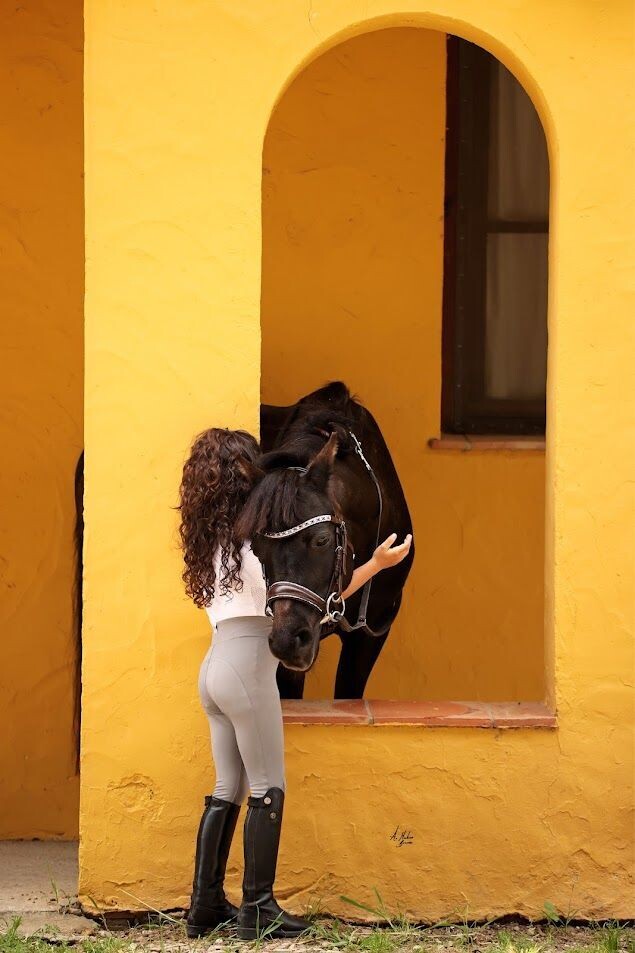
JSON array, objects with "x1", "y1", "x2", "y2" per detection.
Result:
[{"x1": 178, "y1": 428, "x2": 261, "y2": 608}]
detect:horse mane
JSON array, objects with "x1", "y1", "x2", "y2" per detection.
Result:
[
  {"x1": 237, "y1": 382, "x2": 360, "y2": 538},
  {"x1": 268, "y1": 381, "x2": 363, "y2": 461},
  {"x1": 298, "y1": 380, "x2": 353, "y2": 411}
]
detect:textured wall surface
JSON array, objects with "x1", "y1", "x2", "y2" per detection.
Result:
[
  {"x1": 81, "y1": 0, "x2": 634, "y2": 920},
  {"x1": 0, "y1": 0, "x2": 83, "y2": 839},
  {"x1": 261, "y1": 27, "x2": 545, "y2": 701}
]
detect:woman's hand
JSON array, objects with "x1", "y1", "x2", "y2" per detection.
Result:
[
  {"x1": 341, "y1": 532, "x2": 413, "y2": 601},
  {"x1": 372, "y1": 533, "x2": 413, "y2": 569}
]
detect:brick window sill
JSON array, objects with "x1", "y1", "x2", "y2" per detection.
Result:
[
  {"x1": 428, "y1": 435, "x2": 545, "y2": 451},
  {"x1": 281, "y1": 700, "x2": 556, "y2": 728}
]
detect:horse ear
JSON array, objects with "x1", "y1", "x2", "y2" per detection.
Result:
[
  {"x1": 237, "y1": 457, "x2": 264, "y2": 484},
  {"x1": 305, "y1": 432, "x2": 339, "y2": 488}
]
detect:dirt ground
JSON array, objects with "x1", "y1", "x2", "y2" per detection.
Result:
[
  {"x1": 2, "y1": 914, "x2": 633, "y2": 953},
  {"x1": 0, "y1": 845, "x2": 632, "y2": 953}
]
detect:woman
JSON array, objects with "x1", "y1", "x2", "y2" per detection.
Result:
[{"x1": 178, "y1": 427, "x2": 412, "y2": 940}]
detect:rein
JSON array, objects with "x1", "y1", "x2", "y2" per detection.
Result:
[{"x1": 261, "y1": 432, "x2": 390, "y2": 638}]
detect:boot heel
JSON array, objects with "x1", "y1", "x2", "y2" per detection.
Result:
[{"x1": 237, "y1": 926, "x2": 259, "y2": 941}]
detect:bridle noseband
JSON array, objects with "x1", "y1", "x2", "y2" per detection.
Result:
[{"x1": 260, "y1": 432, "x2": 390, "y2": 636}]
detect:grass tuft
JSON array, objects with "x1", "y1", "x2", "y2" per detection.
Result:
[{"x1": 1, "y1": 908, "x2": 634, "y2": 953}]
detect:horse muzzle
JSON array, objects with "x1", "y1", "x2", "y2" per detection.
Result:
[{"x1": 267, "y1": 600, "x2": 322, "y2": 671}]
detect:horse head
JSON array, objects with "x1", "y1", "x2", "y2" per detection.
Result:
[{"x1": 236, "y1": 433, "x2": 352, "y2": 672}]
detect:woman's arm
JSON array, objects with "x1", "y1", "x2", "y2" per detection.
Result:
[{"x1": 341, "y1": 533, "x2": 413, "y2": 601}]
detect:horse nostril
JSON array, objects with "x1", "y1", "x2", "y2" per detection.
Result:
[{"x1": 294, "y1": 629, "x2": 312, "y2": 648}]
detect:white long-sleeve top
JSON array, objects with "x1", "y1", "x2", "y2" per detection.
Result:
[{"x1": 205, "y1": 541, "x2": 267, "y2": 627}]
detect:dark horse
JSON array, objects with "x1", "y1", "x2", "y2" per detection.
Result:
[
  {"x1": 238, "y1": 382, "x2": 414, "y2": 699},
  {"x1": 73, "y1": 450, "x2": 84, "y2": 774}
]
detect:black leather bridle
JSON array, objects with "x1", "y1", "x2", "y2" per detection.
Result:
[
  {"x1": 263, "y1": 514, "x2": 349, "y2": 626},
  {"x1": 261, "y1": 432, "x2": 390, "y2": 637}
]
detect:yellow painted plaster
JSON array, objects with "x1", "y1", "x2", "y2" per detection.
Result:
[
  {"x1": 0, "y1": 0, "x2": 83, "y2": 839},
  {"x1": 81, "y1": 0, "x2": 634, "y2": 919},
  {"x1": 261, "y1": 27, "x2": 545, "y2": 701}
]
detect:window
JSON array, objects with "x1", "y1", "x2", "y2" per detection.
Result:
[{"x1": 442, "y1": 37, "x2": 549, "y2": 435}]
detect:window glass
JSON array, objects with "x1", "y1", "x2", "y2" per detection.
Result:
[
  {"x1": 442, "y1": 39, "x2": 550, "y2": 434},
  {"x1": 488, "y1": 61, "x2": 549, "y2": 222},
  {"x1": 485, "y1": 232, "x2": 548, "y2": 399}
]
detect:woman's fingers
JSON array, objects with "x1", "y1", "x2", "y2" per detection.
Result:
[
  {"x1": 390, "y1": 534, "x2": 412, "y2": 559},
  {"x1": 379, "y1": 532, "x2": 412, "y2": 550},
  {"x1": 376, "y1": 532, "x2": 413, "y2": 565},
  {"x1": 379, "y1": 533, "x2": 398, "y2": 550}
]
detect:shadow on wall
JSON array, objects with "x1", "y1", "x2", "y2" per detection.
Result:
[{"x1": 260, "y1": 27, "x2": 545, "y2": 702}]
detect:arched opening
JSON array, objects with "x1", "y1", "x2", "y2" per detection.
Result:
[
  {"x1": 261, "y1": 27, "x2": 548, "y2": 702},
  {"x1": 0, "y1": 0, "x2": 83, "y2": 893}
]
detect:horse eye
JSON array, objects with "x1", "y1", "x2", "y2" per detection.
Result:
[{"x1": 315, "y1": 535, "x2": 330, "y2": 548}]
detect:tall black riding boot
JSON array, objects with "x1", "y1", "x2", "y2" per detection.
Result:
[
  {"x1": 186, "y1": 795, "x2": 241, "y2": 938},
  {"x1": 238, "y1": 787, "x2": 310, "y2": 940}
]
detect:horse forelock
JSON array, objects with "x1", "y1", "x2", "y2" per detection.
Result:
[
  {"x1": 240, "y1": 389, "x2": 363, "y2": 540},
  {"x1": 238, "y1": 457, "x2": 339, "y2": 539}
]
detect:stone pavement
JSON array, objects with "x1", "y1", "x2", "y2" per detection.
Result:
[{"x1": 0, "y1": 841, "x2": 96, "y2": 938}]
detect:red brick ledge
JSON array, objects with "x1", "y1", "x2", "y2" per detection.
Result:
[
  {"x1": 428, "y1": 435, "x2": 545, "y2": 451},
  {"x1": 281, "y1": 700, "x2": 556, "y2": 728}
]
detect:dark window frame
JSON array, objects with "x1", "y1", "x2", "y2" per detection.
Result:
[{"x1": 441, "y1": 36, "x2": 548, "y2": 436}]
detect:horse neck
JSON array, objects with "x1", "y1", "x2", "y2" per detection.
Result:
[{"x1": 332, "y1": 458, "x2": 378, "y2": 549}]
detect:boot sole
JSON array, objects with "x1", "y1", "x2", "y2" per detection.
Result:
[
  {"x1": 237, "y1": 926, "x2": 308, "y2": 941},
  {"x1": 187, "y1": 920, "x2": 236, "y2": 938}
]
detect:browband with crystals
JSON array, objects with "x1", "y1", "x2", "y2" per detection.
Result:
[{"x1": 262, "y1": 514, "x2": 338, "y2": 539}]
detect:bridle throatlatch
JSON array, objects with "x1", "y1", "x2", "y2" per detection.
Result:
[{"x1": 260, "y1": 432, "x2": 390, "y2": 637}]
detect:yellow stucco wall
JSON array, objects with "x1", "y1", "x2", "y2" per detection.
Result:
[
  {"x1": 261, "y1": 27, "x2": 545, "y2": 702},
  {"x1": 80, "y1": 0, "x2": 634, "y2": 919},
  {"x1": 0, "y1": 0, "x2": 83, "y2": 839}
]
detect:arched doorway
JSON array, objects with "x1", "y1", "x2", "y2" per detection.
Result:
[{"x1": 261, "y1": 27, "x2": 548, "y2": 702}]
